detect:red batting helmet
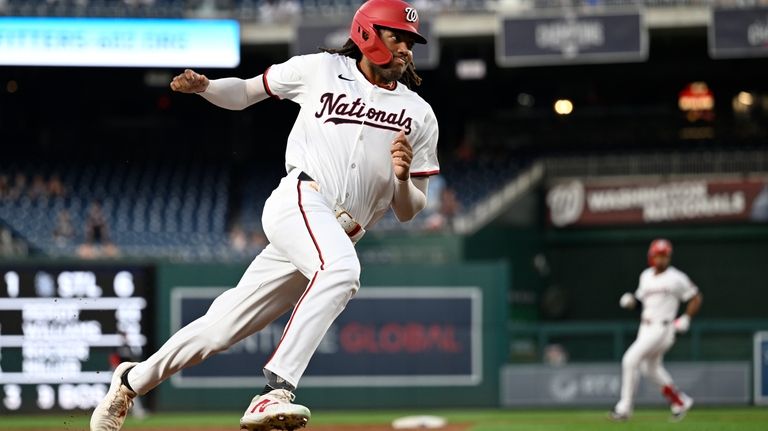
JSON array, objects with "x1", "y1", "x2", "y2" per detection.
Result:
[
  {"x1": 350, "y1": 0, "x2": 427, "y2": 66},
  {"x1": 647, "y1": 238, "x2": 673, "y2": 266}
]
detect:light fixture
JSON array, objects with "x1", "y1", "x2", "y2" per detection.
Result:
[{"x1": 554, "y1": 99, "x2": 573, "y2": 115}]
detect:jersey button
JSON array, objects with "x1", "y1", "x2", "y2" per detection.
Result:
[{"x1": 351, "y1": 163, "x2": 356, "y2": 169}]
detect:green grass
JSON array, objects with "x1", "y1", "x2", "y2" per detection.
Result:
[{"x1": 3, "y1": 407, "x2": 767, "y2": 430}]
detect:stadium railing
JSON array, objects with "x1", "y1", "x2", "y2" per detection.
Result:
[
  {"x1": 545, "y1": 150, "x2": 768, "y2": 179},
  {"x1": 508, "y1": 318, "x2": 768, "y2": 362}
]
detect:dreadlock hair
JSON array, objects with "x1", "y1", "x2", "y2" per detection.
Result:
[{"x1": 320, "y1": 38, "x2": 423, "y2": 90}]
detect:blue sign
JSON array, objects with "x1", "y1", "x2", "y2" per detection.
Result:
[
  {"x1": 496, "y1": 10, "x2": 647, "y2": 67},
  {"x1": 170, "y1": 287, "x2": 481, "y2": 387},
  {"x1": 0, "y1": 17, "x2": 240, "y2": 67},
  {"x1": 710, "y1": 7, "x2": 768, "y2": 59},
  {"x1": 756, "y1": 332, "x2": 768, "y2": 405}
]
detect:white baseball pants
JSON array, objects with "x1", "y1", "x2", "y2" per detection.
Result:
[
  {"x1": 614, "y1": 320, "x2": 675, "y2": 415},
  {"x1": 128, "y1": 170, "x2": 360, "y2": 394}
]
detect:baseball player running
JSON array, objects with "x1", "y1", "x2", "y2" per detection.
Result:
[
  {"x1": 610, "y1": 239, "x2": 703, "y2": 422},
  {"x1": 89, "y1": 1, "x2": 438, "y2": 430}
]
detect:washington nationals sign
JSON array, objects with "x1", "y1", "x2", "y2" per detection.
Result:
[{"x1": 546, "y1": 178, "x2": 768, "y2": 227}]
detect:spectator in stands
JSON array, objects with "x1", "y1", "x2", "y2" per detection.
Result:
[
  {"x1": 0, "y1": 174, "x2": 9, "y2": 200},
  {"x1": 229, "y1": 224, "x2": 248, "y2": 252},
  {"x1": 0, "y1": 227, "x2": 14, "y2": 256},
  {"x1": 8, "y1": 173, "x2": 27, "y2": 200},
  {"x1": 230, "y1": 224, "x2": 268, "y2": 256},
  {"x1": 53, "y1": 209, "x2": 76, "y2": 247},
  {"x1": 424, "y1": 186, "x2": 462, "y2": 231},
  {"x1": 123, "y1": 0, "x2": 156, "y2": 7},
  {"x1": 440, "y1": 187, "x2": 461, "y2": 220},
  {"x1": 78, "y1": 200, "x2": 119, "y2": 258},
  {"x1": 0, "y1": 227, "x2": 27, "y2": 257},
  {"x1": 258, "y1": 0, "x2": 300, "y2": 23},
  {"x1": 28, "y1": 174, "x2": 48, "y2": 200},
  {"x1": 454, "y1": 135, "x2": 476, "y2": 163},
  {"x1": 85, "y1": 200, "x2": 109, "y2": 244},
  {"x1": 48, "y1": 173, "x2": 67, "y2": 198}
]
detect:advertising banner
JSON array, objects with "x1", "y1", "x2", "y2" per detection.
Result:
[
  {"x1": 710, "y1": 7, "x2": 768, "y2": 59},
  {"x1": 755, "y1": 332, "x2": 768, "y2": 405},
  {"x1": 546, "y1": 178, "x2": 768, "y2": 227},
  {"x1": 0, "y1": 18, "x2": 240, "y2": 67},
  {"x1": 170, "y1": 287, "x2": 481, "y2": 388},
  {"x1": 501, "y1": 362, "x2": 750, "y2": 406},
  {"x1": 497, "y1": 10, "x2": 647, "y2": 67}
]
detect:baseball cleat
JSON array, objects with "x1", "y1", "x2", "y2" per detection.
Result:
[
  {"x1": 90, "y1": 362, "x2": 139, "y2": 431},
  {"x1": 239, "y1": 389, "x2": 310, "y2": 431},
  {"x1": 670, "y1": 393, "x2": 694, "y2": 422},
  {"x1": 608, "y1": 410, "x2": 630, "y2": 422}
]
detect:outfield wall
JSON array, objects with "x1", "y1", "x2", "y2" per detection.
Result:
[
  {"x1": 151, "y1": 261, "x2": 511, "y2": 410},
  {"x1": 501, "y1": 362, "x2": 751, "y2": 407}
]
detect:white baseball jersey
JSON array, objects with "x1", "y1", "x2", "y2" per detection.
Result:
[
  {"x1": 263, "y1": 52, "x2": 440, "y2": 228},
  {"x1": 635, "y1": 266, "x2": 698, "y2": 322},
  {"x1": 125, "y1": 52, "x2": 440, "y2": 396}
]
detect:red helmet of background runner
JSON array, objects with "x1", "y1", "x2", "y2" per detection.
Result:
[
  {"x1": 350, "y1": 0, "x2": 427, "y2": 66},
  {"x1": 647, "y1": 238, "x2": 673, "y2": 266}
]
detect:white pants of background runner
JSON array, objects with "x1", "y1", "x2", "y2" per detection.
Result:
[
  {"x1": 614, "y1": 321, "x2": 676, "y2": 415},
  {"x1": 127, "y1": 170, "x2": 360, "y2": 394}
]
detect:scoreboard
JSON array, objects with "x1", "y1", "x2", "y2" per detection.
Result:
[{"x1": 0, "y1": 264, "x2": 153, "y2": 413}]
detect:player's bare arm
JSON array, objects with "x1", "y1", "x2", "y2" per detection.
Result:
[{"x1": 390, "y1": 130, "x2": 427, "y2": 221}]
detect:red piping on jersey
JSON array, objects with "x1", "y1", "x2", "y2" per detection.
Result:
[
  {"x1": 264, "y1": 271, "x2": 320, "y2": 368},
  {"x1": 411, "y1": 170, "x2": 440, "y2": 177},
  {"x1": 297, "y1": 180, "x2": 325, "y2": 270},
  {"x1": 264, "y1": 182, "x2": 326, "y2": 369},
  {"x1": 262, "y1": 67, "x2": 278, "y2": 99}
]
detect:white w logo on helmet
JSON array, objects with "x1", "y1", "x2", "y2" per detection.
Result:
[{"x1": 404, "y1": 7, "x2": 418, "y2": 23}]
